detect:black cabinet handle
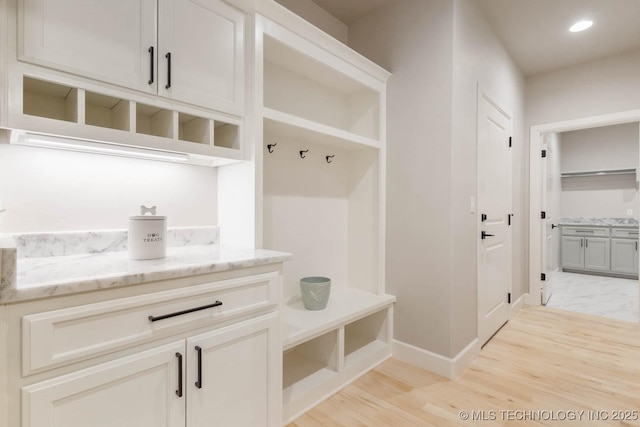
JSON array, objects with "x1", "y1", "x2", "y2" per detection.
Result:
[
  {"x1": 165, "y1": 52, "x2": 172, "y2": 89},
  {"x1": 176, "y1": 352, "x2": 183, "y2": 398},
  {"x1": 195, "y1": 346, "x2": 203, "y2": 389},
  {"x1": 636, "y1": 241, "x2": 638, "y2": 251},
  {"x1": 148, "y1": 46, "x2": 154, "y2": 85},
  {"x1": 481, "y1": 231, "x2": 494, "y2": 240},
  {"x1": 148, "y1": 301, "x2": 223, "y2": 322},
  {"x1": 580, "y1": 238, "x2": 583, "y2": 247},
  {"x1": 585, "y1": 239, "x2": 588, "y2": 248}
]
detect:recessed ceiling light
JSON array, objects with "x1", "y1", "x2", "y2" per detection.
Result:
[{"x1": 569, "y1": 20, "x2": 593, "y2": 32}]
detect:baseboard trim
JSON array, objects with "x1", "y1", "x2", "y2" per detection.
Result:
[
  {"x1": 511, "y1": 292, "x2": 528, "y2": 317},
  {"x1": 393, "y1": 293, "x2": 528, "y2": 380},
  {"x1": 393, "y1": 338, "x2": 480, "y2": 379}
]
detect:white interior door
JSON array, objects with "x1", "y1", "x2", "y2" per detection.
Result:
[
  {"x1": 477, "y1": 91, "x2": 512, "y2": 346},
  {"x1": 540, "y1": 138, "x2": 556, "y2": 304}
]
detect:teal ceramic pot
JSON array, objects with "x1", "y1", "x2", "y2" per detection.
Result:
[{"x1": 300, "y1": 277, "x2": 331, "y2": 310}]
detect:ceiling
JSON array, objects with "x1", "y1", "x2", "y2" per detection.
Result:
[{"x1": 312, "y1": 0, "x2": 640, "y2": 77}]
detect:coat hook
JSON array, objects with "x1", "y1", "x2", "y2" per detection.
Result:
[
  {"x1": 300, "y1": 149, "x2": 309, "y2": 159},
  {"x1": 267, "y1": 143, "x2": 277, "y2": 153},
  {"x1": 326, "y1": 155, "x2": 335, "y2": 164}
]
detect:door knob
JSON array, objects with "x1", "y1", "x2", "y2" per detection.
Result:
[
  {"x1": 551, "y1": 224, "x2": 558, "y2": 229},
  {"x1": 481, "y1": 231, "x2": 495, "y2": 240}
]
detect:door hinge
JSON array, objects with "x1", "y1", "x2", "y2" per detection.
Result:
[
  {"x1": 508, "y1": 213, "x2": 513, "y2": 226},
  {"x1": 481, "y1": 213, "x2": 487, "y2": 222},
  {"x1": 541, "y1": 273, "x2": 546, "y2": 281},
  {"x1": 541, "y1": 211, "x2": 546, "y2": 219},
  {"x1": 507, "y1": 292, "x2": 512, "y2": 304},
  {"x1": 541, "y1": 149, "x2": 547, "y2": 158},
  {"x1": 508, "y1": 136, "x2": 512, "y2": 148}
]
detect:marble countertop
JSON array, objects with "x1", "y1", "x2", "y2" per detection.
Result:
[
  {"x1": 0, "y1": 228, "x2": 290, "y2": 304},
  {"x1": 558, "y1": 218, "x2": 639, "y2": 228}
]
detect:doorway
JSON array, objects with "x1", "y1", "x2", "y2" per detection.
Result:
[
  {"x1": 540, "y1": 124, "x2": 639, "y2": 322},
  {"x1": 529, "y1": 110, "x2": 640, "y2": 323}
]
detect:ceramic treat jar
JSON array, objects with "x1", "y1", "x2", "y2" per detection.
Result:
[{"x1": 128, "y1": 205, "x2": 167, "y2": 260}]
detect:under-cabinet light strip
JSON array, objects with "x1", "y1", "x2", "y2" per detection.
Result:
[{"x1": 11, "y1": 132, "x2": 190, "y2": 162}]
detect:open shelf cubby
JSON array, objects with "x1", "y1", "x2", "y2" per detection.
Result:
[
  {"x1": 283, "y1": 330, "x2": 338, "y2": 399},
  {"x1": 214, "y1": 121, "x2": 240, "y2": 149},
  {"x1": 23, "y1": 77, "x2": 78, "y2": 123},
  {"x1": 178, "y1": 113, "x2": 211, "y2": 145},
  {"x1": 135, "y1": 103, "x2": 174, "y2": 139},
  {"x1": 263, "y1": 35, "x2": 380, "y2": 141},
  {"x1": 344, "y1": 309, "x2": 389, "y2": 368},
  {"x1": 85, "y1": 91, "x2": 130, "y2": 131}
]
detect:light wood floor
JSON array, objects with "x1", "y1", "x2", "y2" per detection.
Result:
[{"x1": 288, "y1": 307, "x2": 640, "y2": 426}]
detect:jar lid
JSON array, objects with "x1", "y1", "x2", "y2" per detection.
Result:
[{"x1": 129, "y1": 215, "x2": 167, "y2": 220}]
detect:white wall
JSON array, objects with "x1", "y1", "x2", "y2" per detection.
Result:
[
  {"x1": 526, "y1": 49, "x2": 640, "y2": 127},
  {"x1": 349, "y1": 0, "x2": 455, "y2": 357},
  {"x1": 273, "y1": 0, "x2": 348, "y2": 44},
  {"x1": 0, "y1": 139, "x2": 218, "y2": 233},
  {"x1": 558, "y1": 123, "x2": 639, "y2": 219},
  {"x1": 348, "y1": 0, "x2": 525, "y2": 358},
  {"x1": 560, "y1": 123, "x2": 639, "y2": 172},
  {"x1": 450, "y1": 0, "x2": 525, "y2": 354}
]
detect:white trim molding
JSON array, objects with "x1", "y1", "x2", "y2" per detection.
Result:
[
  {"x1": 393, "y1": 339, "x2": 480, "y2": 379},
  {"x1": 528, "y1": 109, "x2": 640, "y2": 306},
  {"x1": 510, "y1": 292, "x2": 528, "y2": 318}
]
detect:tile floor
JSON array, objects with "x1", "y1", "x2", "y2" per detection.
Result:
[{"x1": 546, "y1": 271, "x2": 639, "y2": 323}]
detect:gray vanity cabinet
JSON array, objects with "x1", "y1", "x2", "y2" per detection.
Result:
[
  {"x1": 561, "y1": 225, "x2": 638, "y2": 277},
  {"x1": 561, "y1": 226, "x2": 610, "y2": 272},
  {"x1": 610, "y1": 228, "x2": 639, "y2": 275},
  {"x1": 582, "y1": 237, "x2": 610, "y2": 271},
  {"x1": 560, "y1": 236, "x2": 584, "y2": 269}
]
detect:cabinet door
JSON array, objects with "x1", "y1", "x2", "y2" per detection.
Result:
[
  {"x1": 20, "y1": 0, "x2": 157, "y2": 93},
  {"x1": 561, "y1": 236, "x2": 584, "y2": 269},
  {"x1": 583, "y1": 237, "x2": 610, "y2": 271},
  {"x1": 611, "y1": 238, "x2": 638, "y2": 275},
  {"x1": 186, "y1": 313, "x2": 281, "y2": 427},
  {"x1": 158, "y1": 0, "x2": 244, "y2": 113},
  {"x1": 22, "y1": 341, "x2": 185, "y2": 427}
]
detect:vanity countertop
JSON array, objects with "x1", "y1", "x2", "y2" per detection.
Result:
[
  {"x1": 558, "y1": 218, "x2": 639, "y2": 228},
  {"x1": 0, "y1": 227, "x2": 290, "y2": 304}
]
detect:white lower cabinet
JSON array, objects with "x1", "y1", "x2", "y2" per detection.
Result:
[
  {"x1": 186, "y1": 313, "x2": 280, "y2": 427},
  {"x1": 21, "y1": 310, "x2": 280, "y2": 427},
  {"x1": 22, "y1": 341, "x2": 186, "y2": 427}
]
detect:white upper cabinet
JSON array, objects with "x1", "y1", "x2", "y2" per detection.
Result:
[
  {"x1": 19, "y1": 0, "x2": 244, "y2": 114},
  {"x1": 158, "y1": 0, "x2": 244, "y2": 114},
  {"x1": 19, "y1": 0, "x2": 158, "y2": 94}
]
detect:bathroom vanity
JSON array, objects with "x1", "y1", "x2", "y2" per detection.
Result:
[{"x1": 560, "y1": 219, "x2": 639, "y2": 278}]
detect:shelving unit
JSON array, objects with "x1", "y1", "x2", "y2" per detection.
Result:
[
  {"x1": 13, "y1": 76, "x2": 243, "y2": 166},
  {"x1": 256, "y1": 14, "x2": 393, "y2": 424},
  {"x1": 263, "y1": 36, "x2": 380, "y2": 141}
]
